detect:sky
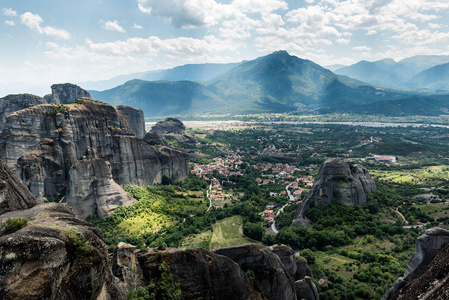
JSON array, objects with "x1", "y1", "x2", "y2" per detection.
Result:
[{"x1": 2, "y1": 0, "x2": 449, "y2": 95}]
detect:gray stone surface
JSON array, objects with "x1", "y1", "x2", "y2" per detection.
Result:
[
  {"x1": 143, "y1": 130, "x2": 169, "y2": 146},
  {"x1": 117, "y1": 105, "x2": 146, "y2": 139},
  {"x1": 0, "y1": 94, "x2": 47, "y2": 129},
  {"x1": 0, "y1": 98, "x2": 189, "y2": 216},
  {"x1": 0, "y1": 159, "x2": 40, "y2": 215},
  {"x1": 384, "y1": 227, "x2": 449, "y2": 300},
  {"x1": 292, "y1": 158, "x2": 376, "y2": 226},
  {"x1": 152, "y1": 117, "x2": 197, "y2": 144},
  {"x1": 44, "y1": 83, "x2": 91, "y2": 104},
  {"x1": 0, "y1": 202, "x2": 126, "y2": 300},
  {"x1": 65, "y1": 157, "x2": 137, "y2": 219}
]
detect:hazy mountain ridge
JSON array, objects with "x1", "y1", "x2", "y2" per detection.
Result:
[
  {"x1": 90, "y1": 51, "x2": 449, "y2": 118},
  {"x1": 335, "y1": 55, "x2": 449, "y2": 89}
]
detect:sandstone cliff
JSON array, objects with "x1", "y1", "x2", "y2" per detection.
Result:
[
  {"x1": 383, "y1": 227, "x2": 449, "y2": 300},
  {"x1": 0, "y1": 94, "x2": 47, "y2": 129},
  {"x1": 0, "y1": 98, "x2": 189, "y2": 218},
  {"x1": 44, "y1": 83, "x2": 91, "y2": 104},
  {"x1": 292, "y1": 158, "x2": 376, "y2": 226},
  {"x1": 0, "y1": 161, "x2": 126, "y2": 299},
  {"x1": 390, "y1": 242, "x2": 449, "y2": 300},
  {"x1": 0, "y1": 159, "x2": 41, "y2": 215},
  {"x1": 112, "y1": 243, "x2": 318, "y2": 300},
  {"x1": 143, "y1": 130, "x2": 169, "y2": 146},
  {"x1": 117, "y1": 105, "x2": 146, "y2": 139},
  {"x1": 152, "y1": 117, "x2": 197, "y2": 144}
]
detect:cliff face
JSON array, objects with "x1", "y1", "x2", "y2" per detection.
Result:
[
  {"x1": 112, "y1": 243, "x2": 318, "y2": 300},
  {"x1": 0, "y1": 98, "x2": 189, "y2": 218},
  {"x1": 152, "y1": 117, "x2": 197, "y2": 144},
  {"x1": 383, "y1": 227, "x2": 449, "y2": 300},
  {"x1": 292, "y1": 158, "x2": 376, "y2": 226},
  {"x1": 0, "y1": 161, "x2": 126, "y2": 300},
  {"x1": 44, "y1": 83, "x2": 91, "y2": 104},
  {"x1": 0, "y1": 159, "x2": 41, "y2": 215},
  {"x1": 390, "y1": 242, "x2": 449, "y2": 300},
  {"x1": 117, "y1": 105, "x2": 146, "y2": 139},
  {"x1": 0, "y1": 94, "x2": 47, "y2": 128}
]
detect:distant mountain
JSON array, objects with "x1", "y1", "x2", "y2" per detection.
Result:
[
  {"x1": 405, "y1": 62, "x2": 449, "y2": 90},
  {"x1": 90, "y1": 51, "x2": 449, "y2": 118},
  {"x1": 335, "y1": 55, "x2": 449, "y2": 89},
  {"x1": 324, "y1": 64, "x2": 347, "y2": 72},
  {"x1": 79, "y1": 62, "x2": 241, "y2": 91},
  {"x1": 334, "y1": 59, "x2": 413, "y2": 87},
  {"x1": 398, "y1": 55, "x2": 449, "y2": 74}
]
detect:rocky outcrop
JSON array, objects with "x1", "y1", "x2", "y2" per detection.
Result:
[
  {"x1": 65, "y1": 157, "x2": 137, "y2": 219},
  {"x1": 390, "y1": 242, "x2": 449, "y2": 300},
  {"x1": 0, "y1": 98, "x2": 189, "y2": 218},
  {"x1": 295, "y1": 276, "x2": 319, "y2": 300},
  {"x1": 0, "y1": 159, "x2": 41, "y2": 215},
  {"x1": 0, "y1": 94, "x2": 47, "y2": 128},
  {"x1": 152, "y1": 117, "x2": 197, "y2": 144},
  {"x1": 383, "y1": 227, "x2": 449, "y2": 300},
  {"x1": 111, "y1": 243, "x2": 318, "y2": 300},
  {"x1": 117, "y1": 105, "x2": 146, "y2": 139},
  {"x1": 113, "y1": 245, "x2": 260, "y2": 300},
  {"x1": 292, "y1": 158, "x2": 376, "y2": 226},
  {"x1": 44, "y1": 83, "x2": 91, "y2": 104},
  {"x1": 143, "y1": 130, "x2": 169, "y2": 146},
  {"x1": 0, "y1": 202, "x2": 126, "y2": 299},
  {"x1": 214, "y1": 244, "x2": 318, "y2": 300}
]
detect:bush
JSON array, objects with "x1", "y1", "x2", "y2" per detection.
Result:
[{"x1": 4, "y1": 217, "x2": 28, "y2": 233}]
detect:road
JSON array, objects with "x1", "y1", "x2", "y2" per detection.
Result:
[
  {"x1": 271, "y1": 183, "x2": 295, "y2": 233},
  {"x1": 206, "y1": 183, "x2": 213, "y2": 212}
]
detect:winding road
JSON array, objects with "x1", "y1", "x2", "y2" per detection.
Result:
[{"x1": 271, "y1": 183, "x2": 295, "y2": 233}]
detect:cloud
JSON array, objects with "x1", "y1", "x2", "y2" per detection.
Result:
[
  {"x1": 133, "y1": 23, "x2": 143, "y2": 29},
  {"x1": 353, "y1": 46, "x2": 372, "y2": 51},
  {"x1": 102, "y1": 20, "x2": 126, "y2": 32},
  {"x1": 20, "y1": 12, "x2": 71, "y2": 39},
  {"x1": 4, "y1": 20, "x2": 15, "y2": 26},
  {"x1": 2, "y1": 8, "x2": 17, "y2": 16}
]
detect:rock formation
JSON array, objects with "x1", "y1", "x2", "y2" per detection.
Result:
[
  {"x1": 143, "y1": 130, "x2": 169, "y2": 146},
  {"x1": 117, "y1": 105, "x2": 146, "y2": 139},
  {"x1": 0, "y1": 161, "x2": 126, "y2": 299},
  {"x1": 383, "y1": 227, "x2": 449, "y2": 300},
  {"x1": 0, "y1": 98, "x2": 189, "y2": 218},
  {"x1": 0, "y1": 160, "x2": 41, "y2": 215},
  {"x1": 0, "y1": 94, "x2": 47, "y2": 129},
  {"x1": 390, "y1": 242, "x2": 449, "y2": 300},
  {"x1": 65, "y1": 157, "x2": 137, "y2": 219},
  {"x1": 214, "y1": 244, "x2": 318, "y2": 300},
  {"x1": 292, "y1": 158, "x2": 376, "y2": 226},
  {"x1": 44, "y1": 83, "x2": 91, "y2": 104},
  {"x1": 112, "y1": 243, "x2": 318, "y2": 300},
  {"x1": 152, "y1": 117, "x2": 197, "y2": 144}
]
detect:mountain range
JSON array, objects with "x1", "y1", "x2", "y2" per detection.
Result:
[
  {"x1": 334, "y1": 55, "x2": 449, "y2": 90},
  {"x1": 90, "y1": 51, "x2": 449, "y2": 118}
]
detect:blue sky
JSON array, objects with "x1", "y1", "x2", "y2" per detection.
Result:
[{"x1": 2, "y1": 0, "x2": 449, "y2": 95}]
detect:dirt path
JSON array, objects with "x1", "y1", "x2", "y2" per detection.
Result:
[{"x1": 392, "y1": 205, "x2": 409, "y2": 225}]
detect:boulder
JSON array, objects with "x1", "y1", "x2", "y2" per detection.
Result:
[
  {"x1": 143, "y1": 130, "x2": 168, "y2": 146},
  {"x1": 0, "y1": 202, "x2": 126, "y2": 299},
  {"x1": 152, "y1": 117, "x2": 197, "y2": 144},
  {"x1": 292, "y1": 158, "x2": 376, "y2": 226},
  {"x1": 383, "y1": 227, "x2": 449, "y2": 300},
  {"x1": 44, "y1": 83, "x2": 91, "y2": 104}
]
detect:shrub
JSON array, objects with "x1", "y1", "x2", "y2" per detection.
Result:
[{"x1": 4, "y1": 217, "x2": 28, "y2": 233}]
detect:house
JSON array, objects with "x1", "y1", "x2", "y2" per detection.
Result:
[
  {"x1": 293, "y1": 190, "x2": 303, "y2": 197},
  {"x1": 263, "y1": 210, "x2": 274, "y2": 216}
]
